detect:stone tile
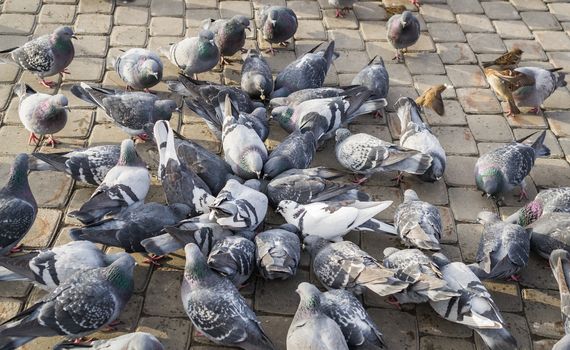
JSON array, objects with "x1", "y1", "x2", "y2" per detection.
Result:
[
  {"x1": 366, "y1": 41, "x2": 397, "y2": 62},
  {"x1": 506, "y1": 111, "x2": 548, "y2": 129},
  {"x1": 353, "y1": 2, "x2": 386, "y2": 21},
  {"x1": 258, "y1": 316, "x2": 292, "y2": 350},
  {"x1": 185, "y1": 0, "x2": 217, "y2": 8},
  {"x1": 359, "y1": 21, "x2": 387, "y2": 41},
  {"x1": 328, "y1": 29, "x2": 364, "y2": 50},
  {"x1": 255, "y1": 269, "x2": 309, "y2": 315},
  {"x1": 523, "y1": 288, "x2": 565, "y2": 338},
  {"x1": 531, "y1": 158, "x2": 570, "y2": 187},
  {"x1": 287, "y1": 1, "x2": 321, "y2": 20},
  {"x1": 0, "y1": 65, "x2": 20, "y2": 84},
  {"x1": 457, "y1": 223, "x2": 483, "y2": 261},
  {"x1": 0, "y1": 126, "x2": 37, "y2": 155},
  {"x1": 457, "y1": 14, "x2": 495, "y2": 33},
  {"x1": 513, "y1": 128, "x2": 564, "y2": 159},
  {"x1": 74, "y1": 35, "x2": 109, "y2": 57},
  {"x1": 535, "y1": 31, "x2": 570, "y2": 52},
  {"x1": 427, "y1": 23, "x2": 466, "y2": 43},
  {"x1": 544, "y1": 88, "x2": 570, "y2": 110},
  {"x1": 401, "y1": 179, "x2": 449, "y2": 206},
  {"x1": 481, "y1": 2, "x2": 520, "y2": 20},
  {"x1": 547, "y1": 111, "x2": 570, "y2": 137},
  {"x1": 0, "y1": 85, "x2": 13, "y2": 112},
  {"x1": 466, "y1": 33, "x2": 506, "y2": 54},
  {"x1": 408, "y1": 32, "x2": 436, "y2": 52},
  {"x1": 424, "y1": 100, "x2": 467, "y2": 126},
  {"x1": 511, "y1": 0, "x2": 547, "y2": 12},
  {"x1": 0, "y1": 298, "x2": 23, "y2": 323},
  {"x1": 548, "y1": 52, "x2": 570, "y2": 73},
  {"x1": 548, "y1": 3, "x2": 570, "y2": 22},
  {"x1": 65, "y1": 57, "x2": 105, "y2": 82},
  {"x1": 110, "y1": 26, "x2": 148, "y2": 47},
  {"x1": 333, "y1": 50, "x2": 371, "y2": 73},
  {"x1": 150, "y1": 17, "x2": 185, "y2": 36},
  {"x1": 421, "y1": 336, "x2": 476, "y2": 350},
  {"x1": 143, "y1": 269, "x2": 186, "y2": 317},
  {"x1": 369, "y1": 308, "x2": 419, "y2": 350},
  {"x1": 77, "y1": 0, "x2": 114, "y2": 13},
  {"x1": 150, "y1": 0, "x2": 185, "y2": 17},
  {"x1": 419, "y1": 4, "x2": 455, "y2": 23},
  {"x1": 20, "y1": 209, "x2": 61, "y2": 247},
  {"x1": 406, "y1": 53, "x2": 445, "y2": 75},
  {"x1": 449, "y1": 188, "x2": 498, "y2": 222},
  {"x1": 413, "y1": 75, "x2": 456, "y2": 99},
  {"x1": 448, "y1": 0, "x2": 483, "y2": 14},
  {"x1": 220, "y1": 1, "x2": 253, "y2": 18},
  {"x1": 323, "y1": 9, "x2": 359, "y2": 30},
  {"x1": 560, "y1": 138, "x2": 570, "y2": 162},
  {"x1": 437, "y1": 42, "x2": 477, "y2": 64},
  {"x1": 520, "y1": 252, "x2": 559, "y2": 290},
  {"x1": 114, "y1": 6, "x2": 150, "y2": 26},
  {"x1": 0, "y1": 14, "x2": 36, "y2": 35},
  {"x1": 521, "y1": 11, "x2": 562, "y2": 31},
  {"x1": 457, "y1": 88, "x2": 502, "y2": 114},
  {"x1": 503, "y1": 40, "x2": 548, "y2": 61},
  {"x1": 294, "y1": 20, "x2": 327, "y2": 41},
  {"x1": 74, "y1": 13, "x2": 112, "y2": 34},
  {"x1": 29, "y1": 171, "x2": 73, "y2": 208},
  {"x1": 89, "y1": 124, "x2": 131, "y2": 146},
  {"x1": 137, "y1": 317, "x2": 192, "y2": 350},
  {"x1": 493, "y1": 20, "x2": 533, "y2": 40},
  {"x1": 466, "y1": 114, "x2": 513, "y2": 142},
  {"x1": 367, "y1": 186, "x2": 402, "y2": 222},
  {"x1": 2, "y1": 0, "x2": 41, "y2": 13},
  {"x1": 446, "y1": 65, "x2": 487, "y2": 88},
  {"x1": 483, "y1": 281, "x2": 523, "y2": 312},
  {"x1": 253, "y1": 0, "x2": 285, "y2": 8},
  {"x1": 416, "y1": 303, "x2": 473, "y2": 338},
  {"x1": 39, "y1": 4, "x2": 76, "y2": 24},
  {"x1": 431, "y1": 126, "x2": 477, "y2": 155}
]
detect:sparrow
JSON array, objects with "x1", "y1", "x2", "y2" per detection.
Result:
[
  {"x1": 484, "y1": 68, "x2": 535, "y2": 117},
  {"x1": 481, "y1": 48, "x2": 523, "y2": 68},
  {"x1": 415, "y1": 84, "x2": 450, "y2": 116}
]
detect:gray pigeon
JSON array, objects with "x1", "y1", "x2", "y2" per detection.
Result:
[
  {"x1": 15, "y1": 83, "x2": 68, "y2": 147},
  {"x1": 320, "y1": 289, "x2": 387, "y2": 349},
  {"x1": 505, "y1": 187, "x2": 570, "y2": 226},
  {"x1": 396, "y1": 97, "x2": 446, "y2": 182},
  {"x1": 153, "y1": 121, "x2": 214, "y2": 216},
  {"x1": 0, "y1": 254, "x2": 135, "y2": 350},
  {"x1": 209, "y1": 179, "x2": 268, "y2": 232},
  {"x1": 221, "y1": 93, "x2": 269, "y2": 142},
  {"x1": 394, "y1": 189, "x2": 442, "y2": 251},
  {"x1": 259, "y1": 6, "x2": 298, "y2": 55},
  {"x1": 335, "y1": 128, "x2": 433, "y2": 184},
  {"x1": 554, "y1": 335, "x2": 570, "y2": 350},
  {"x1": 181, "y1": 243, "x2": 275, "y2": 350},
  {"x1": 468, "y1": 211, "x2": 530, "y2": 281},
  {"x1": 352, "y1": 56, "x2": 389, "y2": 117},
  {"x1": 161, "y1": 30, "x2": 220, "y2": 76},
  {"x1": 287, "y1": 282, "x2": 349, "y2": 350},
  {"x1": 68, "y1": 139, "x2": 151, "y2": 224},
  {"x1": 269, "y1": 86, "x2": 368, "y2": 108},
  {"x1": 386, "y1": 11, "x2": 420, "y2": 62},
  {"x1": 255, "y1": 224, "x2": 301, "y2": 280},
  {"x1": 262, "y1": 129, "x2": 317, "y2": 179},
  {"x1": 550, "y1": 250, "x2": 570, "y2": 337},
  {"x1": 329, "y1": 0, "x2": 356, "y2": 17},
  {"x1": 475, "y1": 131, "x2": 550, "y2": 200},
  {"x1": 512, "y1": 67, "x2": 567, "y2": 114},
  {"x1": 526, "y1": 212, "x2": 570, "y2": 259},
  {"x1": 0, "y1": 26, "x2": 76, "y2": 88},
  {"x1": 115, "y1": 48, "x2": 163, "y2": 91},
  {"x1": 0, "y1": 154, "x2": 37, "y2": 256},
  {"x1": 241, "y1": 49, "x2": 273, "y2": 100},
  {"x1": 429, "y1": 253, "x2": 518, "y2": 350},
  {"x1": 31, "y1": 145, "x2": 120, "y2": 186},
  {"x1": 70, "y1": 83, "x2": 177, "y2": 139},
  {"x1": 202, "y1": 15, "x2": 251, "y2": 63},
  {"x1": 54, "y1": 332, "x2": 164, "y2": 350},
  {"x1": 208, "y1": 235, "x2": 256, "y2": 287},
  {"x1": 271, "y1": 41, "x2": 337, "y2": 98}
]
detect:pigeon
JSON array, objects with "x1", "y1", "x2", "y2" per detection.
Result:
[
  {"x1": 161, "y1": 30, "x2": 219, "y2": 76},
  {"x1": 429, "y1": 253, "x2": 518, "y2": 350},
  {"x1": 505, "y1": 187, "x2": 570, "y2": 226},
  {"x1": 209, "y1": 179, "x2": 268, "y2": 232},
  {"x1": 241, "y1": 49, "x2": 273, "y2": 100},
  {"x1": 269, "y1": 86, "x2": 368, "y2": 108},
  {"x1": 334, "y1": 128, "x2": 433, "y2": 184},
  {"x1": 153, "y1": 121, "x2": 214, "y2": 216},
  {"x1": 0, "y1": 254, "x2": 135, "y2": 350},
  {"x1": 70, "y1": 83, "x2": 177, "y2": 139},
  {"x1": 202, "y1": 15, "x2": 251, "y2": 63},
  {"x1": 320, "y1": 289, "x2": 387, "y2": 349},
  {"x1": 550, "y1": 249, "x2": 570, "y2": 336},
  {"x1": 526, "y1": 212, "x2": 570, "y2": 259},
  {"x1": 383, "y1": 247, "x2": 458, "y2": 305},
  {"x1": 303, "y1": 235, "x2": 408, "y2": 296},
  {"x1": 15, "y1": 83, "x2": 68, "y2": 147},
  {"x1": 386, "y1": 11, "x2": 420, "y2": 62},
  {"x1": 474, "y1": 131, "x2": 550, "y2": 200},
  {"x1": 511, "y1": 67, "x2": 567, "y2": 114},
  {"x1": 30, "y1": 145, "x2": 120, "y2": 186},
  {"x1": 287, "y1": 282, "x2": 349, "y2": 350},
  {"x1": 415, "y1": 84, "x2": 450, "y2": 116},
  {"x1": 0, "y1": 154, "x2": 37, "y2": 256},
  {"x1": 0, "y1": 26, "x2": 76, "y2": 88},
  {"x1": 484, "y1": 67, "x2": 524, "y2": 117},
  {"x1": 114, "y1": 48, "x2": 163, "y2": 91},
  {"x1": 352, "y1": 56, "x2": 389, "y2": 117},
  {"x1": 68, "y1": 139, "x2": 151, "y2": 224},
  {"x1": 259, "y1": 6, "x2": 298, "y2": 55},
  {"x1": 394, "y1": 189, "x2": 442, "y2": 250},
  {"x1": 396, "y1": 97, "x2": 446, "y2": 182},
  {"x1": 207, "y1": 235, "x2": 256, "y2": 287},
  {"x1": 265, "y1": 167, "x2": 369, "y2": 207},
  {"x1": 54, "y1": 332, "x2": 164, "y2": 350},
  {"x1": 277, "y1": 199, "x2": 395, "y2": 241},
  {"x1": 271, "y1": 41, "x2": 338, "y2": 98},
  {"x1": 181, "y1": 243, "x2": 275, "y2": 350},
  {"x1": 0, "y1": 241, "x2": 128, "y2": 290},
  {"x1": 255, "y1": 224, "x2": 301, "y2": 280},
  {"x1": 554, "y1": 336, "x2": 570, "y2": 350},
  {"x1": 262, "y1": 129, "x2": 317, "y2": 179},
  {"x1": 221, "y1": 95, "x2": 268, "y2": 179},
  {"x1": 329, "y1": 0, "x2": 356, "y2": 18},
  {"x1": 482, "y1": 48, "x2": 523, "y2": 68},
  {"x1": 468, "y1": 211, "x2": 530, "y2": 281}
]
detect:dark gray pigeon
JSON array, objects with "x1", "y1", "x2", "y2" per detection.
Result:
[
  {"x1": 0, "y1": 26, "x2": 76, "y2": 88},
  {"x1": 0, "y1": 254, "x2": 135, "y2": 350},
  {"x1": 475, "y1": 131, "x2": 549, "y2": 200},
  {"x1": 352, "y1": 56, "x2": 389, "y2": 117},
  {"x1": 0, "y1": 154, "x2": 37, "y2": 256},
  {"x1": 386, "y1": 11, "x2": 420, "y2": 62},
  {"x1": 269, "y1": 86, "x2": 368, "y2": 108},
  {"x1": 429, "y1": 253, "x2": 518, "y2": 350},
  {"x1": 262, "y1": 129, "x2": 317, "y2": 179},
  {"x1": 320, "y1": 288, "x2": 386, "y2": 349},
  {"x1": 505, "y1": 187, "x2": 570, "y2": 226},
  {"x1": 207, "y1": 235, "x2": 256, "y2": 287},
  {"x1": 287, "y1": 282, "x2": 349, "y2": 350},
  {"x1": 303, "y1": 235, "x2": 409, "y2": 296},
  {"x1": 54, "y1": 332, "x2": 164, "y2": 350},
  {"x1": 526, "y1": 212, "x2": 570, "y2": 259},
  {"x1": 31, "y1": 145, "x2": 120, "y2": 186},
  {"x1": 181, "y1": 243, "x2": 275, "y2": 350},
  {"x1": 68, "y1": 139, "x2": 150, "y2": 224},
  {"x1": 161, "y1": 30, "x2": 219, "y2": 76},
  {"x1": 271, "y1": 41, "x2": 337, "y2": 98},
  {"x1": 71, "y1": 83, "x2": 177, "y2": 139},
  {"x1": 15, "y1": 83, "x2": 68, "y2": 147},
  {"x1": 114, "y1": 48, "x2": 163, "y2": 91},
  {"x1": 512, "y1": 67, "x2": 567, "y2": 114},
  {"x1": 255, "y1": 224, "x2": 301, "y2": 280},
  {"x1": 550, "y1": 249, "x2": 570, "y2": 337},
  {"x1": 241, "y1": 49, "x2": 273, "y2": 100},
  {"x1": 202, "y1": 15, "x2": 251, "y2": 63},
  {"x1": 259, "y1": 6, "x2": 298, "y2": 55},
  {"x1": 220, "y1": 92, "x2": 269, "y2": 142},
  {"x1": 394, "y1": 189, "x2": 442, "y2": 251}
]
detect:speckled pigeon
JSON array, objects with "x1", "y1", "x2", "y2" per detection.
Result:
[
  {"x1": 202, "y1": 15, "x2": 250, "y2": 63},
  {"x1": 68, "y1": 139, "x2": 151, "y2": 224},
  {"x1": 181, "y1": 243, "x2": 275, "y2": 350},
  {"x1": 54, "y1": 332, "x2": 164, "y2": 350},
  {"x1": 387, "y1": 11, "x2": 420, "y2": 62},
  {"x1": 70, "y1": 83, "x2": 177, "y2": 139},
  {"x1": 255, "y1": 224, "x2": 300, "y2": 280},
  {"x1": 161, "y1": 30, "x2": 219, "y2": 76},
  {"x1": 396, "y1": 97, "x2": 446, "y2": 182},
  {"x1": 271, "y1": 41, "x2": 337, "y2": 98},
  {"x1": 352, "y1": 56, "x2": 389, "y2": 117},
  {"x1": 505, "y1": 187, "x2": 570, "y2": 226},
  {"x1": 31, "y1": 144, "x2": 120, "y2": 186},
  {"x1": 510, "y1": 67, "x2": 567, "y2": 114},
  {"x1": 475, "y1": 131, "x2": 549, "y2": 200},
  {"x1": 269, "y1": 86, "x2": 368, "y2": 108},
  {"x1": 550, "y1": 249, "x2": 570, "y2": 338},
  {"x1": 114, "y1": 48, "x2": 163, "y2": 91},
  {"x1": 0, "y1": 154, "x2": 37, "y2": 256},
  {"x1": 394, "y1": 189, "x2": 442, "y2": 250},
  {"x1": 0, "y1": 254, "x2": 135, "y2": 350},
  {"x1": 241, "y1": 49, "x2": 273, "y2": 100},
  {"x1": 303, "y1": 235, "x2": 408, "y2": 296},
  {"x1": 262, "y1": 129, "x2": 317, "y2": 179},
  {"x1": 207, "y1": 235, "x2": 255, "y2": 287},
  {"x1": 259, "y1": 6, "x2": 298, "y2": 55},
  {"x1": 287, "y1": 282, "x2": 349, "y2": 350},
  {"x1": 0, "y1": 26, "x2": 76, "y2": 88},
  {"x1": 526, "y1": 212, "x2": 570, "y2": 259},
  {"x1": 15, "y1": 83, "x2": 68, "y2": 147}
]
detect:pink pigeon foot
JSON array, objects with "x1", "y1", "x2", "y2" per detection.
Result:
[
  {"x1": 40, "y1": 79, "x2": 56, "y2": 88},
  {"x1": 28, "y1": 133, "x2": 40, "y2": 146},
  {"x1": 265, "y1": 45, "x2": 276, "y2": 55},
  {"x1": 529, "y1": 107, "x2": 540, "y2": 114},
  {"x1": 508, "y1": 274, "x2": 521, "y2": 282},
  {"x1": 387, "y1": 295, "x2": 402, "y2": 310},
  {"x1": 144, "y1": 254, "x2": 164, "y2": 266},
  {"x1": 45, "y1": 135, "x2": 59, "y2": 148},
  {"x1": 374, "y1": 110, "x2": 383, "y2": 119},
  {"x1": 352, "y1": 174, "x2": 369, "y2": 185},
  {"x1": 335, "y1": 9, "x2": 345, "y2": 17},
  {"x1": 392, "y1": 172, "x2": 405, "y2": 185},
  {"x1": 518, "y1": 187, "x2": 529, "y2": 201},
  {"x1": 9, "y1": 244, "x2": 22, "y2": 254}
]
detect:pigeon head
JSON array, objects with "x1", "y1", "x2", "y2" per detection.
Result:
[
  {"x1": 240, "y1": 148, "x2": 265, "y2": 179},
  {"x1": 475, "y1": 167, "x2": 503, "y2": 197},
  {"x1": 400, "y1": 11, "x2": 415, "y2": 28},
  {"x1": 231, "y1": 15, "x2": 251, "y2": 30},
  {"x1": 118, "y1": 139, "x2": 146, "y2": 167},
  {"x1": 421, "y1": 156, "x2": 445, "y2": 182},
  {"x1": 50, "y1": 94, "x2": 69, "y2": 110},
  {"x1": 103, "y1": 254, "x2": 135, "y2": 294},
  {"x1": 335, "y1": 128, "x2": 352, "y2": 143},
  {"x1": 271, "y1": 106, "x2": 294, "y2": 127},
  {"x1": 403, "y1": 189, "x2": 420, "y2": 203},
  {"x1": 199, "y1": 30, "x2": 216, "y2": 45},
  {"x1": 5, "y1": 153, "x2": 32, "y2": 196},
  {"x1": 477, "y1": 211, "x2": 500, "y2": 224},
  {"x1": 302, "y1": 235, "x2": 330, "y2": 257},
  {"x1": 184, "y1": 243, "x2": 210, "y2": 280},
  {"x1": 153, "y1": 100, "x2": 177, "y2": 121},
  {"x1": 518, "y1": 200, "x2": 543, "y2": 226},
  {"x1": 430, "y1": 253, "x2": 450, "y2": 268},
  {"x1": 275, "y1": 199, "x2": 300, "y2": 216},
  {"x1": 52, "y1": 26, "x2": 77, "y2": 41},
  {"x1": 140, "y1": 60, "x2": 162, "y2": 85},
  {"x1": 295, "y1": 282, "x2": 322, "y2": 310}
]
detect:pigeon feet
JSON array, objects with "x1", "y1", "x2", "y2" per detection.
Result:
[
  {"x1": 144, "y1": 254, "x2": 165, "y2": 266},
  {"x1": 387, "y1": 295, "x2": 402, "y2": 310},
  {"x1": 391, "y1": 172, "x2": 405, "y2": 185},
  {"x1": 45, "y1": 135, "x2": 59, "y2": 148},
  {"x1": 352, "y1": 174, "x2": 369, "y2": 185},
  {"x1": 72, "y1": 337, "x2": 95, "y2": 344},
  {"x1": 220, "y1": 57, "x2": 231, "y2": 66},
  {"x1": 279, "y1": 41, "x2": 289, "y2": 47},
  {"x1": 518, "y1": 187, "x2": 529, "y2": 201},
  {"x1": 9, "y1": 244, "x2": 22, "y2": 254},
  {"x1": 529, "y1": 107, "x2": 541, "y2": 115},
  {"x1": 507, "y1": 274, "x2": 521, "y2": 282},
  {"x1": 40, "y1": 79, "x2": 56, "y2": 89},
  {"x1": 28, "y1": 133, "x2": 40, "y2": 146},
  {"x1": 374, "y1": 110, "x2": 384, "y2": 119},
  {"x1": 410, "y1": 0, "x2": 420, "y2": 8},
  {"x1": 61, "y1": 68, "x2": 71, "y2": 75},
  {"x1": 143, "y1": 88, "x2": 156, "y2": 94},
  {"x1": 102, "y1": 320, "x2": 122, "y2": 332},
  {"x1": 265, "y1": 46, "x2": 276, "y2": 55}
]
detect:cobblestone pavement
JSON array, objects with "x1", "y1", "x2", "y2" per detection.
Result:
[{"x1": 0, "y1": 0, "x2": 570, "y2": 349}]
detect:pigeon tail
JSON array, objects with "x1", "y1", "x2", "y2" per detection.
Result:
[
  {"x1": 0, "y1": 48, "x2": 18, "y2": 66},
  {"x1": 0, "y1": 336, "x2": 35, "y2": 350},
  {"x1": 556, "y1": 72, "x2": 567, "y2": 88},
  {"x1": 353, "y1": 98, "x2": 388, "y2": 117},
  {"x1": 475, "y1": 328, "x2": 518, "y2": 350},
  {"x1": 529, "y1": 131, "x2": 550, "y2": 158},
  {"x1": 152, "y1": 120, "x2": 177, "y2": 178},
  {"x1": 357, "y1": 219, "x2": 397, "y2": 235},
  {"x1": 30, "y1": 152, "x2": 69, "y2": 173},
  {"x1": 141, "y1": 233, "x2": 184, "y2": 256},
  {"x1": 322, "y1": 40, "x2": 338, "y2": 71},
  {"x1": 0, "y1": 267, "x2": 26, "y2": 282},
  {"x1": 13, "y1": 83, "x2": 35, "y2": 98},
  {"x1": 69, "y1": 84, "x2": 105, "y2": 111}
]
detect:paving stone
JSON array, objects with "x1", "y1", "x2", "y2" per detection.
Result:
[
  {"x1": 20, "y1": 208, "x2": 61, "y2": 247},
  {"x1": 39, "y1": 4, "x2": 76, "y2": 24},
  {"x1": 438, "y1": 207, "x2": 458, "y2": 243},
  {"x1": 286, "y1": 1, "x2": 320, "y2": 20},
  {"x1": 457, "y1": 88, "x2": 502, "y2": 114},
  {"x1": 89, "y1": 123, "x2": 130, "y2": 146},
  {"x1": 150, "y1": 0, "x2": 185, "y2": 17},
  {"x1": 406, "y1": 53, "x2": 445, "y2": 75},
  {"x1": 481, "y1": 2, "x2": 520, "y2": 20},
  {"x1": 359, "y1": 21, "x2": 387, "y2": 41},
  {"x1": 137, "y1": 317, "x2": 192, "y2": 350},
  {"x1": 419, "y1": 4, "x2": 455, "y2": 23},
  {"x1": 385, "y1": 63, "x2": 413, "y2": 86},
  {"x1": 534, "y1": 339, "x2": 559, "y2": 350},
  {"x1": 29, "y1": 170, "x2": 73, "y2": 208},
  {"x1": 424, "y1": 100, "x2": 467, "y2": 126},
  {"x1": 559, "y1": 137, "x2": 570, "y2": 162},
  {"x1": 77, "y1": 0, "x2": 113, "y2": 13},
  {"x1": 513, "y1": 128, "x2": 563, "y2": 159},
  {"x1": 368, "y1": 186, "x2": 403, "y2": 222},
  {"x1": 466, "y1": 33, "x2": 506, "y2": 54},
  {"x1": 2, "y1": 0, "x2": 41, "y2": 13},
  {"x1": 255, "y1": 269, "x2": 309, "y2": 315},
  {"x1": 369, "y1": 308, "x2": 419, "y2": 350},
  {"x1": 386, "y1": 86, "x2": 419, "y2": 112},
  {"x1": 447, "y1": 0, "x2": 483, "y2": 14},
  {"x1": 531, "y1": 158, "x2": 570, "y2": 187},
  {"x1": 421, "y1": 336, "x2": 476, "y2": 350},
  {"x1": 323, "y1": 9, "x2": 359, "y2": 30},
  {"x1": 511, "y1": 0, "x2": 547, "y2": 12},
  {"x1": 413, "y1": 74, "x2": 456, "y2": 99},
  {"x1": 0, "y1": 126, "x2": 37, "y2": 155},
  {"x1": 457, "y1": 223, "x2": 483, "y2": 261},
  {"x1": 328, "y1": 29, "x2": 364, "y2": 50},
  {"x1": 493, "y1": 20, "x2": 533, "y2": 40},
  {"x1": 258, "y1": 316, "x2": 292, "y2": 350},
  {"x1": 408, "y1": 32, "x2": 436, "y2": 52},
  {"x1": 0, "y1": 14, "x2": 36, "y2": 35},
  {"x1": 521, "y1": 11, "x2": 562, "y2": 31},
  {"x1": 401, "y1": 178, "x2": 449, "y2": 206},
  {"x1": 520, "y1": 252, "x2": 559, "y2": 290},
  {"x1": 74, "y1": 13, "x2": 112, "y2": 34},
  {"x1": 66, "y1": 57, "x2": 105, "y2": 81},
  {"x1": 333, "y1": 50, "x2": 371, "y2": 73},
  {"x1": 366, "y1": 41, "x2": 397, "y2": 62},
  {"x1": 143, "y1": 269, "x2": 186, "y2": 317},
  {"x1": 548, "y1": 3, "x2": 570, "y2": 22},
  {"x1": 523, "y1": 288, "x2": 565, "y2": 338},
  {"x1": 474, "y1": 312, "x2": 532, "y2": 350},
  {"x1": 503, "y1": 40, "x2": 548, "y2": 61},
  {"x1": 427, "y1": 23, "x2": 466, "y2": 43},
  {"x1": 150, "y1": 16, "x2": 185, "y2": 36},
  {"x1": 0, "y1": 65, "x2": 20, "y2": 84},
  {"x1": 449, "y1": 188, "x2": 498, "y2": 222},
  {"x1": 437, "y1": 42, "x2": 477, "y2": 65},
  {"x1": 220, "y1": 1, "x2": 252, "y2": 18},
  {"x1": 535, "y1": 31, "x2": 570, "y2": 52},
  {"x1": 446, "y1": 65, "x2": 487, "y2": 87},
  {"x1": 482, "y1": 280, "x2": 523, "y2": 312},
  {"x1": 544, "y1": 88, "x2": 570, "y2": 110},
  {"x1": 416, "y1": 303, "x2": 473, "y2": 338},
  {"x1": 444, "y1": 156, "x2": 477, "y2": 186},
  {"x1": 185, "y1": 0, "x2": 217, "y2": 8},
  {"x1": 505, "y1": 111, "x2": 548, "y2": 129},
  {"x1": 548, "y1": 52, "x2": 570, "y2": 74},
  {"x1": 74, "y1": 35, "x2": 109, "y2": 57},
  {"x1": 114, "y1": 6, "x2": 150, "y2": 26},
  {"x1": 457, "y1": 14, "x2": 495, "y2": 33},
  {"x1": 110, "y1": 26, "x2": 148, "y2": 47},
  {"x1": 466, "y1": 114, "x2": 513, "y2": 142},
  {"x1": 0, "y1": 298, "x2": 22, "y2": 323},
  {"x1": 0, "y1": 85, "x2": 13, "y2": 112},
  {"x1": 353, "y1": 2, "x2": 386, "y2": 21}
]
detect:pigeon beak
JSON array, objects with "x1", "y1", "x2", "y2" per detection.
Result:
[
  {"x1": 65, "y1": 106, "x2": 71, "y2": 112},
  {"x1": 71, "y1": 35, "x2": 79, "y2": 40},
  {"x1": 255, "y1": 171, "x2": 262, "y2": 179},
  {"x1": 151, "y1": 72, "x2": 159, "y2": 80},
  {"x1": 401, "y1": 21, "x2": 407, "y2": 27},
  {"x1": 246, "y1": 26, "x2": 251, "y2": 32},
  {"x1": 209, "y1": 39, "x2": 215, "y2": 45}
]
